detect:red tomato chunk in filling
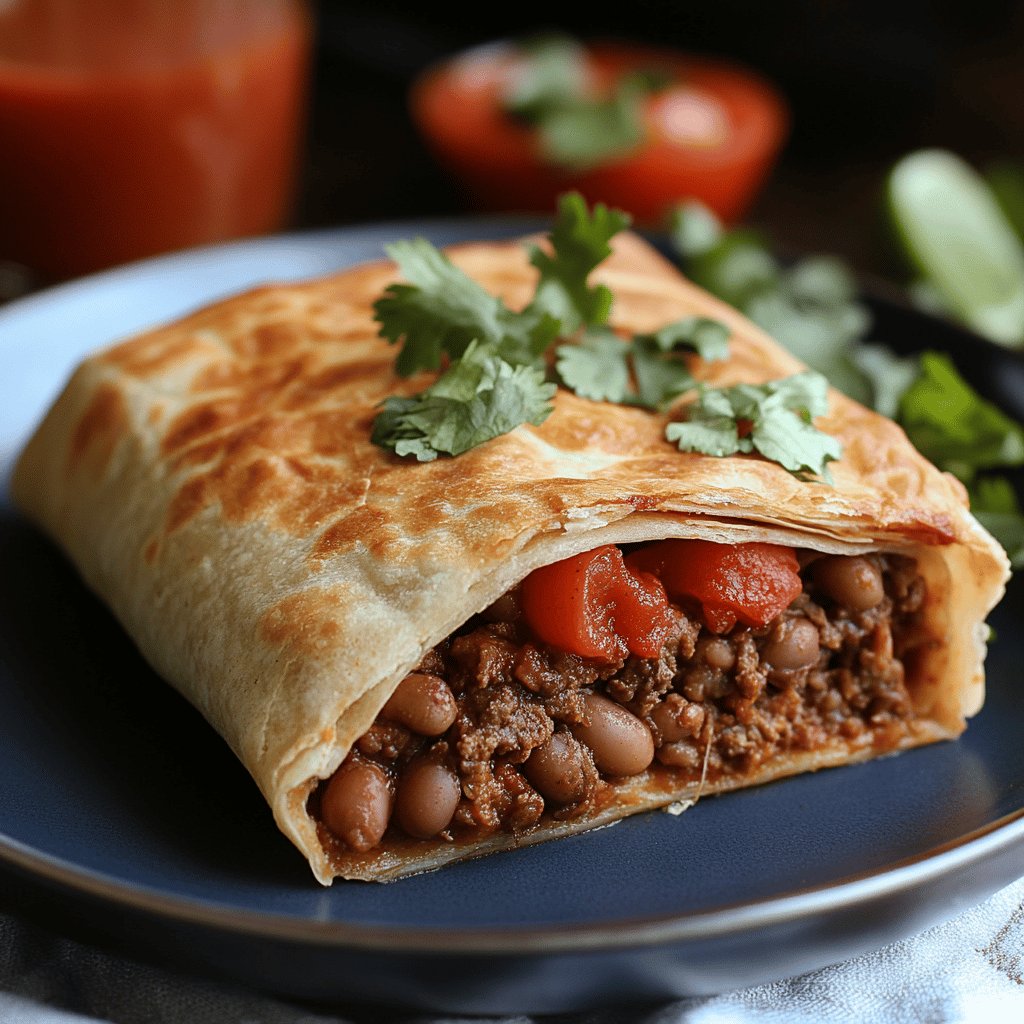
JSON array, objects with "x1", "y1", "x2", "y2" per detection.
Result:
[
  {"x1": 314, "y1": 540, "x2": 926, "y2": 860},
  {"x1": 520, "y1": 545, "x2": 675, "y2": 660},
  {"x1": 627, "y1": 540, "x2": 803, "y2": 635}
]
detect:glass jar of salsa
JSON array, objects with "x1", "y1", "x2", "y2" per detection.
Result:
[{"x1": 0, "y1": 0, "x2": 312, "y2": 280}]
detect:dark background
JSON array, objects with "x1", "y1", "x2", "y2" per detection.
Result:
[{"x1": 295, "y1": 0, "x2": 1024, "y2": 276}]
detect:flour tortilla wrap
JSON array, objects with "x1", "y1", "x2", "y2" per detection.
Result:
[{"x1": 11, "y1": 231, "x2": 1009, "y2": 883}]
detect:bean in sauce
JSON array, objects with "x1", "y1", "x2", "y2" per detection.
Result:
[
  {"x1": 812, "y1": 556, "x2": 885, "y2": 613},
  {"x1": 524, "y1": 731, "x2": 590, "y2": 804},
  {"x1": 650, "y1": 694, "x2": 705, "y2": 742},
  {"x1": 700, "y1": 636, "x2": 735, "y2": 671},
  {"x1": 656, "y1": 739, "x2": 703, "y2": 770},
  {"x1": 394, "y1": 759, "x2": 462, "y2": 839},
  {"x1": 381, "y1": 672, "x2": 458, "y2": 736},
  {"x1": 572, "y1": 692, "x2": 654, "y2": 776},
  {"x1": 763, "y1": 617, "x2": 820, "y2": 670},
  {"x1": 321, "y1": 759, "x2": 392, "y2": 852}
]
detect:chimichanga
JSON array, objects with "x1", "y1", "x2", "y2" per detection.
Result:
[{"x1": 12, "y1": 228, "x2": 1009, "y2": 884}]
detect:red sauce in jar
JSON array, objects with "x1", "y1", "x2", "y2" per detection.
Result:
[{"x1": 0, "y1": 0, "x2": 312, "y2": 278}]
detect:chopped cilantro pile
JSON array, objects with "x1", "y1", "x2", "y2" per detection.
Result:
[
  {"x1": 670, "y1": 200, "x2": 1024, "y2": 566},
  {"x1": 371, "y1": 192, "x2": 840, "y2": 478}
]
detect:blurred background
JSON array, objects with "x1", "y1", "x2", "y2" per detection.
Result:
[
  {"x1": 1, "y1": 0, "x2": 1023, "y2": 285},
  {"x1": 300, "y1": 0, "x2": 1024, "y2": 272},
  {"x1": 0, "y1": 0, "x2": 1022, "y2": 299}
]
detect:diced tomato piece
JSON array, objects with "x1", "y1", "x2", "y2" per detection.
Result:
[
  {"x1": 520, "y1": 545, "x2": 673, "y2": 660},
  {"x1": 626, "y1": 540, "x2": 802, "y2": 633}
]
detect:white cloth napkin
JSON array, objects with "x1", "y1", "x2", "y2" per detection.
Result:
[{"x1": 2, "y1": 876, "x2": 1024, "y2": 1024}]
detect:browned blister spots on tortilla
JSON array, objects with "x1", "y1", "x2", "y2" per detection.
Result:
[
  {"x1": 281, "y1": 359, "x2": 393, "y2": 411},
  {"x1": 261, "y1": 587, "x2": 347, "y2": 658},
  {"x1": 68, "y1": 382, "x2": 127, "y2": 474},
  {"x1": 312, "y1": 506, "x2": 401, "y2": 562},
  {"x1": 73, "y1": 230, "x2": 965, "y2": 561},
  {"x1": 103, "y1": 332, "x2": 222, "y2": 378},
  {"x1": 230, "y1": 321, "x2": 309, "y2": 360},
  {"x1": 190, "y1": 356, "x2": 313, "y2": 396},
  {"x1": 166, "y1": 476, "x2": 210, "y2": 534},
  {"x1": 162, "y1": 397, "x2": 260, "y2": 456}
]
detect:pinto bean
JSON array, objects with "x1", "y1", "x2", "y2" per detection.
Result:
[
  {"x1": 763, "y1": 617, "x2": 821, "y2": 670},
  {"x1": 700, "y1": 637, "x2": 735, "y2": 671},
  {"x1": 320, "y1": 759, "x2": 392, "y2": 852},
  {"x1": 572, "y1": 692, "x2": 654, "y2": 777},
  {"x1": 394, "y1": 759, "x2": 462, "y2": 839},
  {"x1": 812, "y1": 556, "x2": 885, "y2": 612},
  {"x1": 650, "y1": 694, "x2": 705, "y2": 743},
  {"x1": 381, "y1": 673, "x2": 458, "y2": 736},
  {"x1": 656, "y1": 740, "x2": 703, "y2": 770},
  {"x1": 524, "y1": 731, "x2": 589, "y2": 804}
]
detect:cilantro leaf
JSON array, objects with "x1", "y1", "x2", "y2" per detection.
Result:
[
  {"x1": 503, "y1": 39, "x2": 667, "y2": 171},
  {"x1": 374, "y1": 238, "x2": 558, "y2": 376},
  {"x1": 897, "y1": 352, "x2": 1024, "y2": 482},
  {"x1": 555, "y1": 328, "x2": 631, "y2": 403},
  {"x1": 636, "y1": 316, "x2": 731, "y2": 361},
  {"x1": 665, "y1": 385, "x2": 747, "y2": 458},
  {"x1": 970, "y1": 476, "x2": 1024, "y2": 569},
  {"x1": 847, "y1": 344, "x2": 920, "y2": 419},
  {"x1": 629, "y1": 337, "x2": 700, "y2": 410},
  {"x1": 630, "y1": 317, "x2": 730, "y2": 409},
  {"x1": 555, "y1": 316, "x2": 730, "y2": 410},
  {"x1": 371, "y1": 341, "x2": 556, "y2": 461},
  {"x1": 667, "y1": 372, "x2": 841, "y2": 480},
  {"x1": 528, "y1": 193, "x2": 631, "y2": 333}
]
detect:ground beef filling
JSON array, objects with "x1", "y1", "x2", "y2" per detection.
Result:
[{"x1": 315, "y1": 551, "x2": 926, "y2": 856}]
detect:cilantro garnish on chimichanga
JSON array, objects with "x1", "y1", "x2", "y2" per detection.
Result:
[{"x1": 370, "y1": 192, "x2": 842, "y2": 479}]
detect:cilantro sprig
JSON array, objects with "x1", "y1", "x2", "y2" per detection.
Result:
[
  {"x1": 371, "y1": 193, "x2": 633, "y2": 460},
  {"x1": 373, "y1": 238, "x2": 557, "y2": 376},
  {"x1": 669, "y1": 198, "x2": 1024, "y2": 562},
  {"x1": 666, "y1": 372, "x2": 842, "y2": 481},
  {"x1": 371, "y1": 340, "x2": 556, "y2": 461},
  {"x1": 555, "y1": 317, "x2": 729, "y2": 409},
  {"x1": 371, "y1": 192, "x2": 841, "y2": 480}
]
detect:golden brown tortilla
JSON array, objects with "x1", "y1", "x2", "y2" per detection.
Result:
[{"x1": 11, "y1": 231, "x2": 1009, "y2": 883}]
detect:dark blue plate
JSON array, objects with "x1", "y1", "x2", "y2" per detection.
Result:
[{"x1": 2, "y1": 222, "x2": 1024, "y2": 1015}]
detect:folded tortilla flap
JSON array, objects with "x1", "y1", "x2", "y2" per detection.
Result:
[{"x1": 12, "y1": 230, "x2": 1009, "y2": 884}]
